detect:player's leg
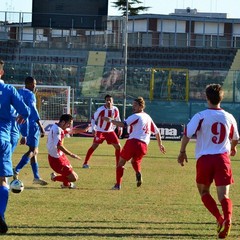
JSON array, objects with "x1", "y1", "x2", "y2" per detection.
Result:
[
  {"x1": 49, "y1": 155, "x2": 70, "y2": 184},
  {"x1": 112, "y1": 139, "x2": 133, "y2": 190},
  {"x1": 112, "y1": 157, "x2": 126, "y2": 190},
  {"x1": 215, "y1": 153, "x2": 233, "y2": 238},
  {"x1": 13, "y1": 148, "x2": 34, "y2": 179},
  {"x1": 0, "y1": 142, "x2": 12, "y2": 234},
  {"x1": 196, "y1": 155, "x2": 224, "y2": 233},
  {"x1": 216, "y1": 184, "x2": 232, "y2": 238},
  {"x1": 217, "y1": 185, "x2": 232, "y2": 220},
  {"x1": 10, "y1": 133, "x2": 19, "y2": 180},
  {"x1": 115, "y1": 146, "x2": 121, "y2": 166},
  {"x1": 131, "y1": 140, "x2": 147, "y2": 187},
  {"x1": 132, "y1": 157, "x2": 143, "y2": 187},
  {"x1": 112, "y1": 143, "x2": 121, "y2": 166},
  {"x1": 197, "y1": 183, "x2": 223, "y2": 223},
  {"x1": 83, "y1": 132, "x2": 104, "y2": 168},
  {"x1": 27, "y1": 128, "x2": 48, "y2": 185},
  {"x1": 30, "y1": 147, "x2": 39, "y2": 178},
  {"x1": 83, "y1": 143, "x2": 99, "y2": 167},
  {"x1": 10, "y1": 132, "x2": 19, "y2": 154},
  {"x1": 31, "y1": 147, "x2": 47, "y2": 185},
  {"x1": 107, "y1": 131, "x2": 121, "y2": 166},
  {"x1": 61, "y1": 171, "x2": 78, "y2": 189},
  {"x1": 15, "y1": 124, "x2": 38, "y2": 176},
  {"x1": 50, "y1": 155, "x2": 77, "y2": 189},
  {"x1": 196, "y1": 156, "x2": 224, "y2": 225},
  {"x1": 55, "y1": 171, "x2": 78, "y2": 189},
  {"x1": 13, "y1": 126, "x2": 37, "y2": 180},
  {"x1": 0, "y1": 177, "x2": 8, "y2": 234}
]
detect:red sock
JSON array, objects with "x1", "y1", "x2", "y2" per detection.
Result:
[
  {"x1": 116, "y1": 166, "x2": 124, "y2": 185},
  {"x1": 201, "y1": 193, "x2": 222, "y2": 221},
  {"x1": 84, "y1": 147, "x2": 95, "y2": 164},
  {"x1": 62, "y1": 181, "x2": 71, "y2": 187},
  {"x1": 54, "y1": 175, "x2": 69, "y2": 183},
  {"x1": 115, "y1": 149, "x2": 120, "y2": 166},
  {"x1": 220, "y1": 198, "x2": 232, "y2": 222},
  {"x1": 131, "y1": 161, "x2": 141, "y2": 173}
]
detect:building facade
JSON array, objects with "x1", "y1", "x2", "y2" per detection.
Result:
[{"x1": 1, "y1": 9, "x2": 240, "y2": 124}]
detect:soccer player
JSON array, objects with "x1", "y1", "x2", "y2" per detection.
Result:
[
  {"x1": 177, "y1": 84, "x2": 239, "y2": 239},
  {"x1": 82, "y1": 94, "x2": 122, "y2": 168},
  {"x1": 47, "y1": 114, "x2": 89, "y2": 188},
  {"x1": 103, "y1": 96, "x2": 166, "y2": 190},
  {"x1": 0, "y1": 60, "x2": 28, "y2": 157},
  {"x1": 13, "y1": 76, "x2": 47, "y2": 185},
  {"x1": 0, "y1": 81, "x2": 29, "y2": 234}
]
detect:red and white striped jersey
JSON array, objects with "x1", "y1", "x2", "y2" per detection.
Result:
[
  {"x1": 91, "y1": 105, "x2": 121, "y2": 132},
  {"x1": 185, "y1": 108, "x2": 239, "y2": 159},
  {"x1": 125, "y1": 112, "x2": 159, "y2": 145}
]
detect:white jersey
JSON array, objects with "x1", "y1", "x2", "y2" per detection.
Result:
[
  {"x1": 125, "y1": 112, "x2": 159, "y2": 145},
  {"x1": 47, "y1": 123, "x2": 68, "y2": 158},
  {"x1": 186, "y1": 108, "x2": 239, "y2": 159},
  {"x1": 92, "y1": 105, "x2": 121, "y2": 132}
]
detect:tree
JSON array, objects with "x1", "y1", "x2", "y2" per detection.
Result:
[{"x1": 112, "y1": 0, "x2": 150, "y2": 16}]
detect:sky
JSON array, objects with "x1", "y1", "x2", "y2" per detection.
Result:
[{"x1": 0, "y1": 0, "x2": 240, "y2": 19}]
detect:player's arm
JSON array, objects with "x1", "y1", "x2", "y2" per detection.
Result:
[
  {"x1": 27, "y1": 94, "x2": 45, "y2": 137},
  {"x1": 115, "y1": 109, "x2": 123, "y2": 137},
  {"x1": 151, "y1": 121, "x2": 165, "y2": 154},
  {"x1": 230, "y1": 139, "x2": 238, "y2": 156},
  {"x1": 19, "y1": 118, "x2": 29, "y2": 145},
  {"x1": 91, "y1": 108, "x2": 101, "y2": 135},
  {"x1": 102, "y1": 116, "x2": 125, "y2": 128},
  {"x1": 178, "y1": 113, "x2": 200, "y2": 166},
  {"x1": 11, "y1": 87, "x2": 30, "y2": 122},
  {"x1": 155, "y1": 132, "x2": 166, "y2": 154},
  {"x1": 57, "y1": 144, "x2": 81, "y2": 160},
  {"x1": 177, "y1": 135, "x2": 190, "y2": 166},
  {"x1": 90, "y1": 118, "x2": 96, "y2": 136},
  {"x1": 117, "y1": 126, "x2": 123, "y2": 137},
  {"x1": 70, "y1": 124, "x2": 90, "y2": 134},
  {"x1": 230, "y1": 118, "x2": 239, "y2": 156},
  {"x1": 37, "y1": 120, "x2": 45, "y2": 138}
]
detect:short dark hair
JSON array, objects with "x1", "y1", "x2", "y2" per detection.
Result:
[
  {"x1": 205, "y1": 84, "x2": 224, "y2": 105},
  {"x1": 25, "y1": 76, "x2": 35, "y2": 85},
  {"x1": 104, "y1": 94, "x2": 112, "y2": 100},
  {"x1": 59, "y1": 114, "x2": 73, "y2": 123}
]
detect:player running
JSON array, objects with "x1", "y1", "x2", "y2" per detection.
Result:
[
  {"x1": 177, "y1": 84, "x2": 239, "y2": 239},
  {"x1": 103, "y1": 96, "x2": 166, "y2": 190},
  {"x1": 13, "y1": 76, "x2": 47, "y2": 185}
]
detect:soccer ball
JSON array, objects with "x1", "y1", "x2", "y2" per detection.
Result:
[{"x1": 10, "y1": 179, "x2": 24, "y2": 193}]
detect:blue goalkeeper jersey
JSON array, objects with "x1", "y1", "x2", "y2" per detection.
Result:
[{"x1": 0, "y1": 83, "x2": 30, "y2": 142}]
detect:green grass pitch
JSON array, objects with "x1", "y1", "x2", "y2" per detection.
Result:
[{"x1": 5, "y1": 137, "x2": 240, "y2": 239}]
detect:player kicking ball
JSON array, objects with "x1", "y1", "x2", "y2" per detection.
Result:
[{"x1": 47, "y1": 114, "x2": 89, "y2": 189}]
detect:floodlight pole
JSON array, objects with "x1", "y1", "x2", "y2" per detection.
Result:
[{"x1": 122, "y1": 0, "x2": 128, "y2": 120}]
